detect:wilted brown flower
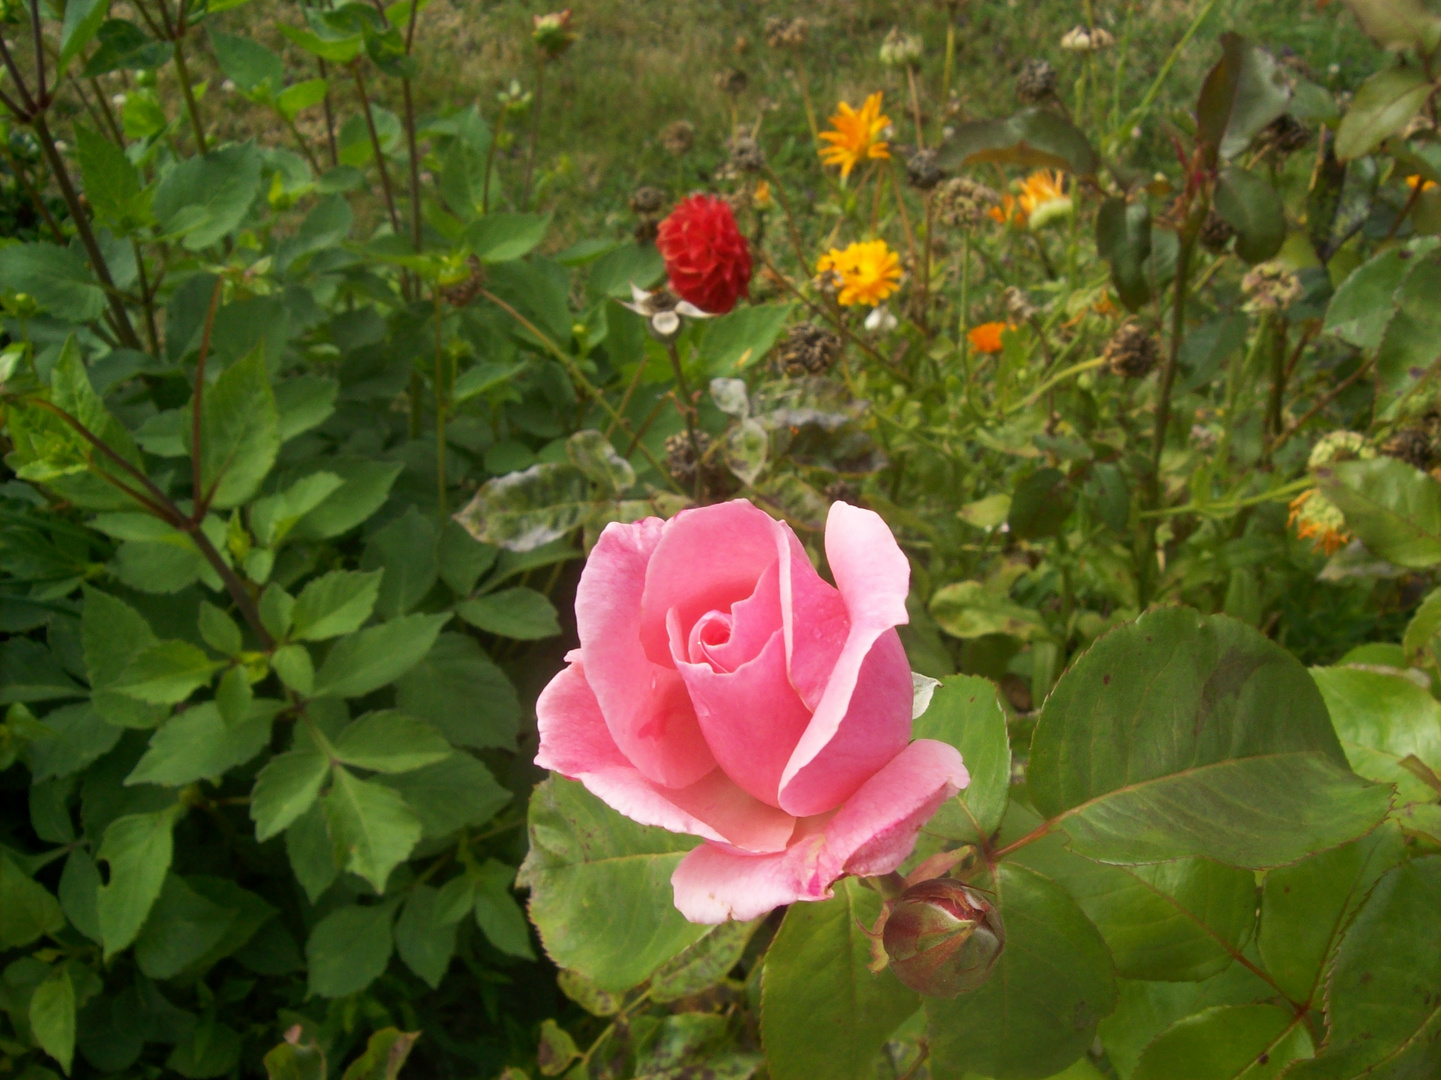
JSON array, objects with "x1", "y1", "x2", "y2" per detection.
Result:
[
  {"x1": 1242, "y1": 262, "x2": 1303, "y2": 312},
  {"x1": 1383, "y1": 427, "x2": 1437, "y2": 471},
  {"x1": 906, "y1": 148, "x2": 943, "y2": 190},
  {"x1": 532, "y1": 10, "x2": 576, "y2": 59},
  {"x1": 1015, "y1": 59, "x2": 1057, "y2": 104},
  {"x1": 727, "y1": 133, "x2": 766, "y2": 174},
  {"x1": 661, "y1": 119, "x2": 696, "y2": 156},
  {"x1": 934, "y1": 177, "x2": 1001, "y2": 227},
  {"x1": 714, "y1": 67, "x2": 749, "y2": 96},
  {"x1": 775, "y1": 321, "x2": 844, "y2": 377},
  {"x1": 439, "y1": 255, "x2": 485, "y2": 307},
  {"x1": 1262, "y1": 113, "x2": 1310, "y2": 155},
  {"x1": 1199, "y1": 210, "x2": 1235, "y2": 253},
  {"x1": 1104, "y1": 320, "x2": 1160, "y2": 378},
  {"x1": 764, "y1": 16, "x2": 809, "y2": 49},
  {"x1": 1003, "y1": 286, "x2": 1037, "y2": 324},
  {"x1": 629, "y1": 186, "x2": 665, "y2": 215}
]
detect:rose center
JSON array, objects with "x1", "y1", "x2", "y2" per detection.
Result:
[{"x1": 688, "y1": 610, "x2": 734, "y2": 669}]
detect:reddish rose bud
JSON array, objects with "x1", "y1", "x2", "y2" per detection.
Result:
[{"x1": 882, "y1": 879, "x2": 1004, "y2": 997}]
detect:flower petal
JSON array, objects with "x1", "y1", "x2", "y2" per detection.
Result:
[
  {"x1": 671, "y1": 831, "x2": 830, "y2": 923},
  {"x1": 779, "y1": 502, "x2": 914, "y2": 816},
  {"x1": 537, "y1": 661, "x2": 794, "y2": 852},
  {"x1": 576, "y1": 518, "x2": 715, "y2": 788}
]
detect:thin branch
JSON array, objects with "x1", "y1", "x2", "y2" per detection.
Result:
[
  {"x1": 1271, "y1": 360, "x2": 1373, "y2": 455},
  {"x1": 317, "y1": 59, "x2": 340, "y2": 168},
  {"x1": 0, "y1": 34, "x2": 38, "y2": 115},
  {"x1": 351, "y1": 61, "x2": 402, "y2": 234},
  {"x1": 28, "y1": 0, "x2": 47, "y2": 106},
  {"x1": 756, "y1": 250, "x2": 890, "y2": 368}
]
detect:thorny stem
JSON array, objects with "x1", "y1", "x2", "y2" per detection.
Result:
[
  {"x1": 665, "y1": 340, "x2": 703, "y2": 502},
  {"x1": 190, "y1": 278, "x2": 225, "y2": 520}
]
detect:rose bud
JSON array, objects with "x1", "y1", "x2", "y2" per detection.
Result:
[{"x1": 882, "y1": 879, "x2": 1004, "y2": 997}]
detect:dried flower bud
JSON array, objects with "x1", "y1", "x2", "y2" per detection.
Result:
[
  {"x1": 1199, "y1": 210, "x2": 1235, "y2": 254},
  {"x1": 775, "y1": 321, "x2": 843, "y2": 376},
  {"x1": 906, "y1": 148, "x2": 943, "y2": 190},
  {"x1": 1104, "y1": 320, "x2": 1160, "y2": 378},
  {"x1": 1308, "y1": 430, "x2": 1374, "y2": 469},
  {"x1": 1015, "y1": 59, "x2": 1057, "y2": 104},
  {"x1": 883, "y1": 879, "x2": 1004, "y2": 997},
  {"x1": 1003, "y1": 286, "x2": 1037, "y2": 324},
  {"x1": 879, "y1": 27, "x2": 923, "y2": 68},
  {"x1": 439, "y1": 255, "x2": 485, "y2": 308},
  {"x1": 1241, "y1": 262, "x2": 1303, "y2": 313},
  {"x1": 713, "y1": 67, "x2": 749, "y2": 96},
  {"x1": 1060, "y1": 25, "x2": 1115, "y2": 52},
  {"x1": 1262, "y1": 113, "x2": 1310, "y2": 154},
  {"x1": 532, "y1": 10, "x2": 576, "y2": 59},
  {"x1": 764, "y1": 16, "x2": 809, "y2": 49},
  {"x1": 1382, "y1": 427, "x2": 1435, "y2": 471},
  {"x1": 727, "y1": 133, "x2": 766, "y2": 174},
  {"x1": 630, "y1": 186, "x2": 666, "y2": 215},
  {"x1": 934, "y1": 177, "x2": 1001, "y2": 227},
  {"x1": 661, "y1": 120, "x2": 696, "y2": 156}
]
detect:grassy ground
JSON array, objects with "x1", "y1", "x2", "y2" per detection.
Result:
[{"x1": 222, "y1": 0, "x2": 1382, "y2": 249}]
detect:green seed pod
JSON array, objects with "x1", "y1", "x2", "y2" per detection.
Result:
[{"x1": 882, "y1": 879, "x2": 1004, "y2": 997}]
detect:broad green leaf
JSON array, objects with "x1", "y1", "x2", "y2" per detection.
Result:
[
  {"x1": 761, "y1": 877, "x2": 917, "y2": 1080},
  {"x1": 1195, "y1": 34, "x2": 1291, "y2": 161},
  {"x1": 452, "y1": 462, "x2": 592, "y2": 552},
  {"x1": 0, "y1": 243, "x2": 106, "y2": 322},
  {"x1": 651, "y1": 919, "x2": 759, "y2": 1003},
  {"x1": 153, "y1": 143, "x2": 264, "y2": 250},
  {"x1": 567, "y1": 430, "x2": 636, "y2": 496},
  {"x1": 452, "y1": 361, "x2": 526, "y2": 405},
  {"x1": 1275, "y1": 858, "x2": 1441, "y2": 1079},
  {"x1": 456, "y1": 586, "x2": 560, "y2": 639},
  {"x1": 1010, "y1": 467, "x2": 1074, "y2": 540},
  {"x1": 310, "y1": 613, "x2": 449, "y2": 698},
  {"x1": 114, "y1": 640, "x2": 223, "y2": 704},
  {"x1": 306, "y1": 901, "x2": 397, "y2": 998},
  {"x1": 937, "y1": 107, "x2": 1099, "y2": 175},
  {"x1": 912, "y1": 674, "x2": 1011, "y2": 842},
  {"x1": 275, "y1": 374, "x2": 338, "y2": 440},
  {"x1": 1, "y1": 639, "x2": 84, "y2": 706},
  {"x1": 1336, "y1": 66, "x2": 1432, "y2": 160},
  {"x1": 333, "y1": 712, "x2": 451, "y2": 773},
  {"x1": 272, "y1": 643, "x2": 314, "y2": 694},
  {"x1": 290, "y1": 569, "x2": 382, "y2": 641},
  {"x1": 60, "y1": 0, "x2": 111, "y2": 68},
  {"x1": 1029, "y1": 608, "x2": 1388, "y2": 867},
  {"x1": 323, "y1": 766, "x2": 421, "y2": 893},
  {"x1": 1321, "y1": 457, "x2": 1441, "y2": 569},
  {"x1": 0, "y1": 855, "x2": 65, "y2": 948},
  {"x1": 1323, "y1": 243, "x2": 1434, "y2": 350},
  {"x1": 250, "y1": 749, "x2": 329, "y2": 841},
  {"x1": 927, "y1": 863, "x2": 1118, "y2": 1080},
  {"x1": 437, "y1": 520, "x2": 498, "y2": 595},
  {"x1": 286, "y1": 801, "x2": 339, "y2": 903},
  {"x1": 208, "y1": 30, "x2": 283, "y2": 96},
  {"x1": 339, "y1": 1028, "x2": 419, "y2": 1080},
  {"x1": 26, "y1": 703, "x2": 121, "y2": 782},
  {"x1": 198, "y1": 602, "x2": 242, "y2": 656},
  {"x1": 1342, "y1": 0, "x2": 1441, "y2": 51},
  {"x1": 361, "y1": 507, "x2": 438, "y2": 619},
  {"x1": 132, "y1": 874, "x2": 234, "y2": 980},
  {"x1": 587, "y1": 242, "x2": 665, "y2": 298},
  {"x1": 29, "y1": 965, "x2": 76, "y2": 1075},
  {"x1": 395, "y1": 884, "x2": 457, "y2": 988},
  {"x1": 517, "y1": 778, "x2": 706, "y2": 991},
  {"x1": 80, "y1": 18, "x2": 168, "y2": 77},
  {"x1": 76, "y1": 126, "x2": 151, "y2": 229},
  {"x1": 395, "y1": 632, "x2": 519, "y2": 749},
  {"x1": 466, "y1": 212, "x2": 550, "y2": 263},
  {"x1": 263, "y1": 1037, "x2": 326, "y2": 1080},
  {"x1": 59, "y1": 850, "x2": 102, "y2": 944},
  {"x1": 695, "y1": 303, "x2": 794, "y2": 374},
  {"x1": 930, "y1": 580, "x2": 1048, "y2": 641},
  {"x1": 1374, "y1": 257, "x2": 1441, "y2": 419},
  {"x1": 472, "y1": 857, "x2": 535, "y2": 959},
  {"x1": 184, "y1": 347, "x2": 281, "y2": 510},
  {"x1": 1096, "y1": 197, "x2": 1153, "y2": 310},
  {"x1": 1215, "y1": 168, "x2": 1286, "y2": 264},
  {"x1": 1015, "y1": 829, "x2": 1257, "y2": 982},
  {"x1": 1257, "y1": 825, "x2": 1405, "y2": 1005},
  {"x1": 276, "y1": 79, "x2": 329, "y2": 121},
  {"x1": 376, "y1": 752, "x2": 511, "y2": 840},
  {"x1": 1132, "y1": 1003, "x2": 1312, "y2": 1079},
  {"x1": 96, "y1": 806, "x2": 178, "y2": 957},
  {"x1": 250, "y1": 472, "x2": 344, "y2": 547},
  {"x1": 1312, "y1": 666, "x2": 1441, "y2": 801},
  {"x1": 167, "y1": 1016, "x2": 242, "y2": 1078},
  {"x1": 126, "y1": 700, "x2": 277, "y2": 787}
]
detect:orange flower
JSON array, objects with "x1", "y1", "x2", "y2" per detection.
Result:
[
  {"x1": 1407, "y1": 174, "x2": 1438, "y2": 193},
  {"x1": 819, "y1": 93, "x2": 891, "y2": 180},
  {"x1": 1288, "y1": 489, "x2": 1350, "y2": 555},
  {"x1": 988, "y1": 170, "x2": 1073, "y2": 229},
  {"x1": 967, "y1": 321, "x2": 1011, "y2": 354}
]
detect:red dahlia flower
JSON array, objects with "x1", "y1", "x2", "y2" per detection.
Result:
[{"x1": 656, "y1": 195, "x2": 752, "y2": 314}]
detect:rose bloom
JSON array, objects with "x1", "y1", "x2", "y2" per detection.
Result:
[
  {"x1": 656, "y1": 194, "x2": 753, "y2": 314},
  {"x1": 535, "y1": 500, "x2": 969, "y2": 923}
]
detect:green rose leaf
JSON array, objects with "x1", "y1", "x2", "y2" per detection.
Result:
[{"x1": 1320, "y1": 457, "x2": 1441, "y2": 570}]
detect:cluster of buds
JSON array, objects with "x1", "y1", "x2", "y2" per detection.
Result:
[
  {"x1": 629, "y1": 186, "x2": 666, "y2": 244},
  {"x1": 1242, "y1": 262, "x2": 1303, "y2": 313},
  {"x1": 1104, "y1": 320, "x2": 1160, "y2": 378},
  {"x1": 532, "y1": 10, "x2": 576, "y2": 59},
  {"x1": 933, "y1": 177, "x2": 1001, "y2": 227},
  {"x1": 1060, "y1": 25, "x2": 1116, "y2": 52},
  {"x1": 877, "y1": 878, "x2": 1005, "y2": 997},
  {"x1": 879, "y1": 27, "x2": 923, "y2": 68},
  {"x1": 764, "y1": 16, "x2": 809, "y2": 49}
]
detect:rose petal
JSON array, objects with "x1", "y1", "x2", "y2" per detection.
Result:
[
  {"x1": 778, "y1": 503, "x2": 914, "y2": 816},
  {"x1": 576, "y1": 519, "x2": 715, "y2": 788},
  {"x1": 537, "y1": 662, "x2": 794, "y2": 852},
  {"x1": 670, "y1": 738, "x2": 967, "y2": 923},
  {"x1": 639, "y1": 500, "x2": 784, "y2": 667},
  {"x1": 694, "y1": 559, "x2": 783, "y2": 673},
  {"x1": 777, "y1": 527, "x2": 849, "y2": 710},
  {"x1": 674, "y1": 627, "x2": 815, "y2": 807}
]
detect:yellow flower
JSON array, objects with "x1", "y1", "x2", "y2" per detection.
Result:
[
  {"x1": 753, "y1": 179, "x2": 774, "y2": 211},
  {"x1": 819, "y1": 93, "x2": 891, "y2": 180},
  {"x1": 967, "y1": 322, "x2": 1012, "y2": 354},
  {"x1": 988, "y1": 170, "x2": 1073, "y2": 230},
  {"x1": 1408, "y1": 174, "x2": 1438, "y2": 193},
  {"x1": 817, "y1": 240, "x2": 902, "y2": 306}
]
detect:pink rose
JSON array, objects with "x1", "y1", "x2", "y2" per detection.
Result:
[{"x1": 535, "y1": 499, "x2": 968, "y2": 923}]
